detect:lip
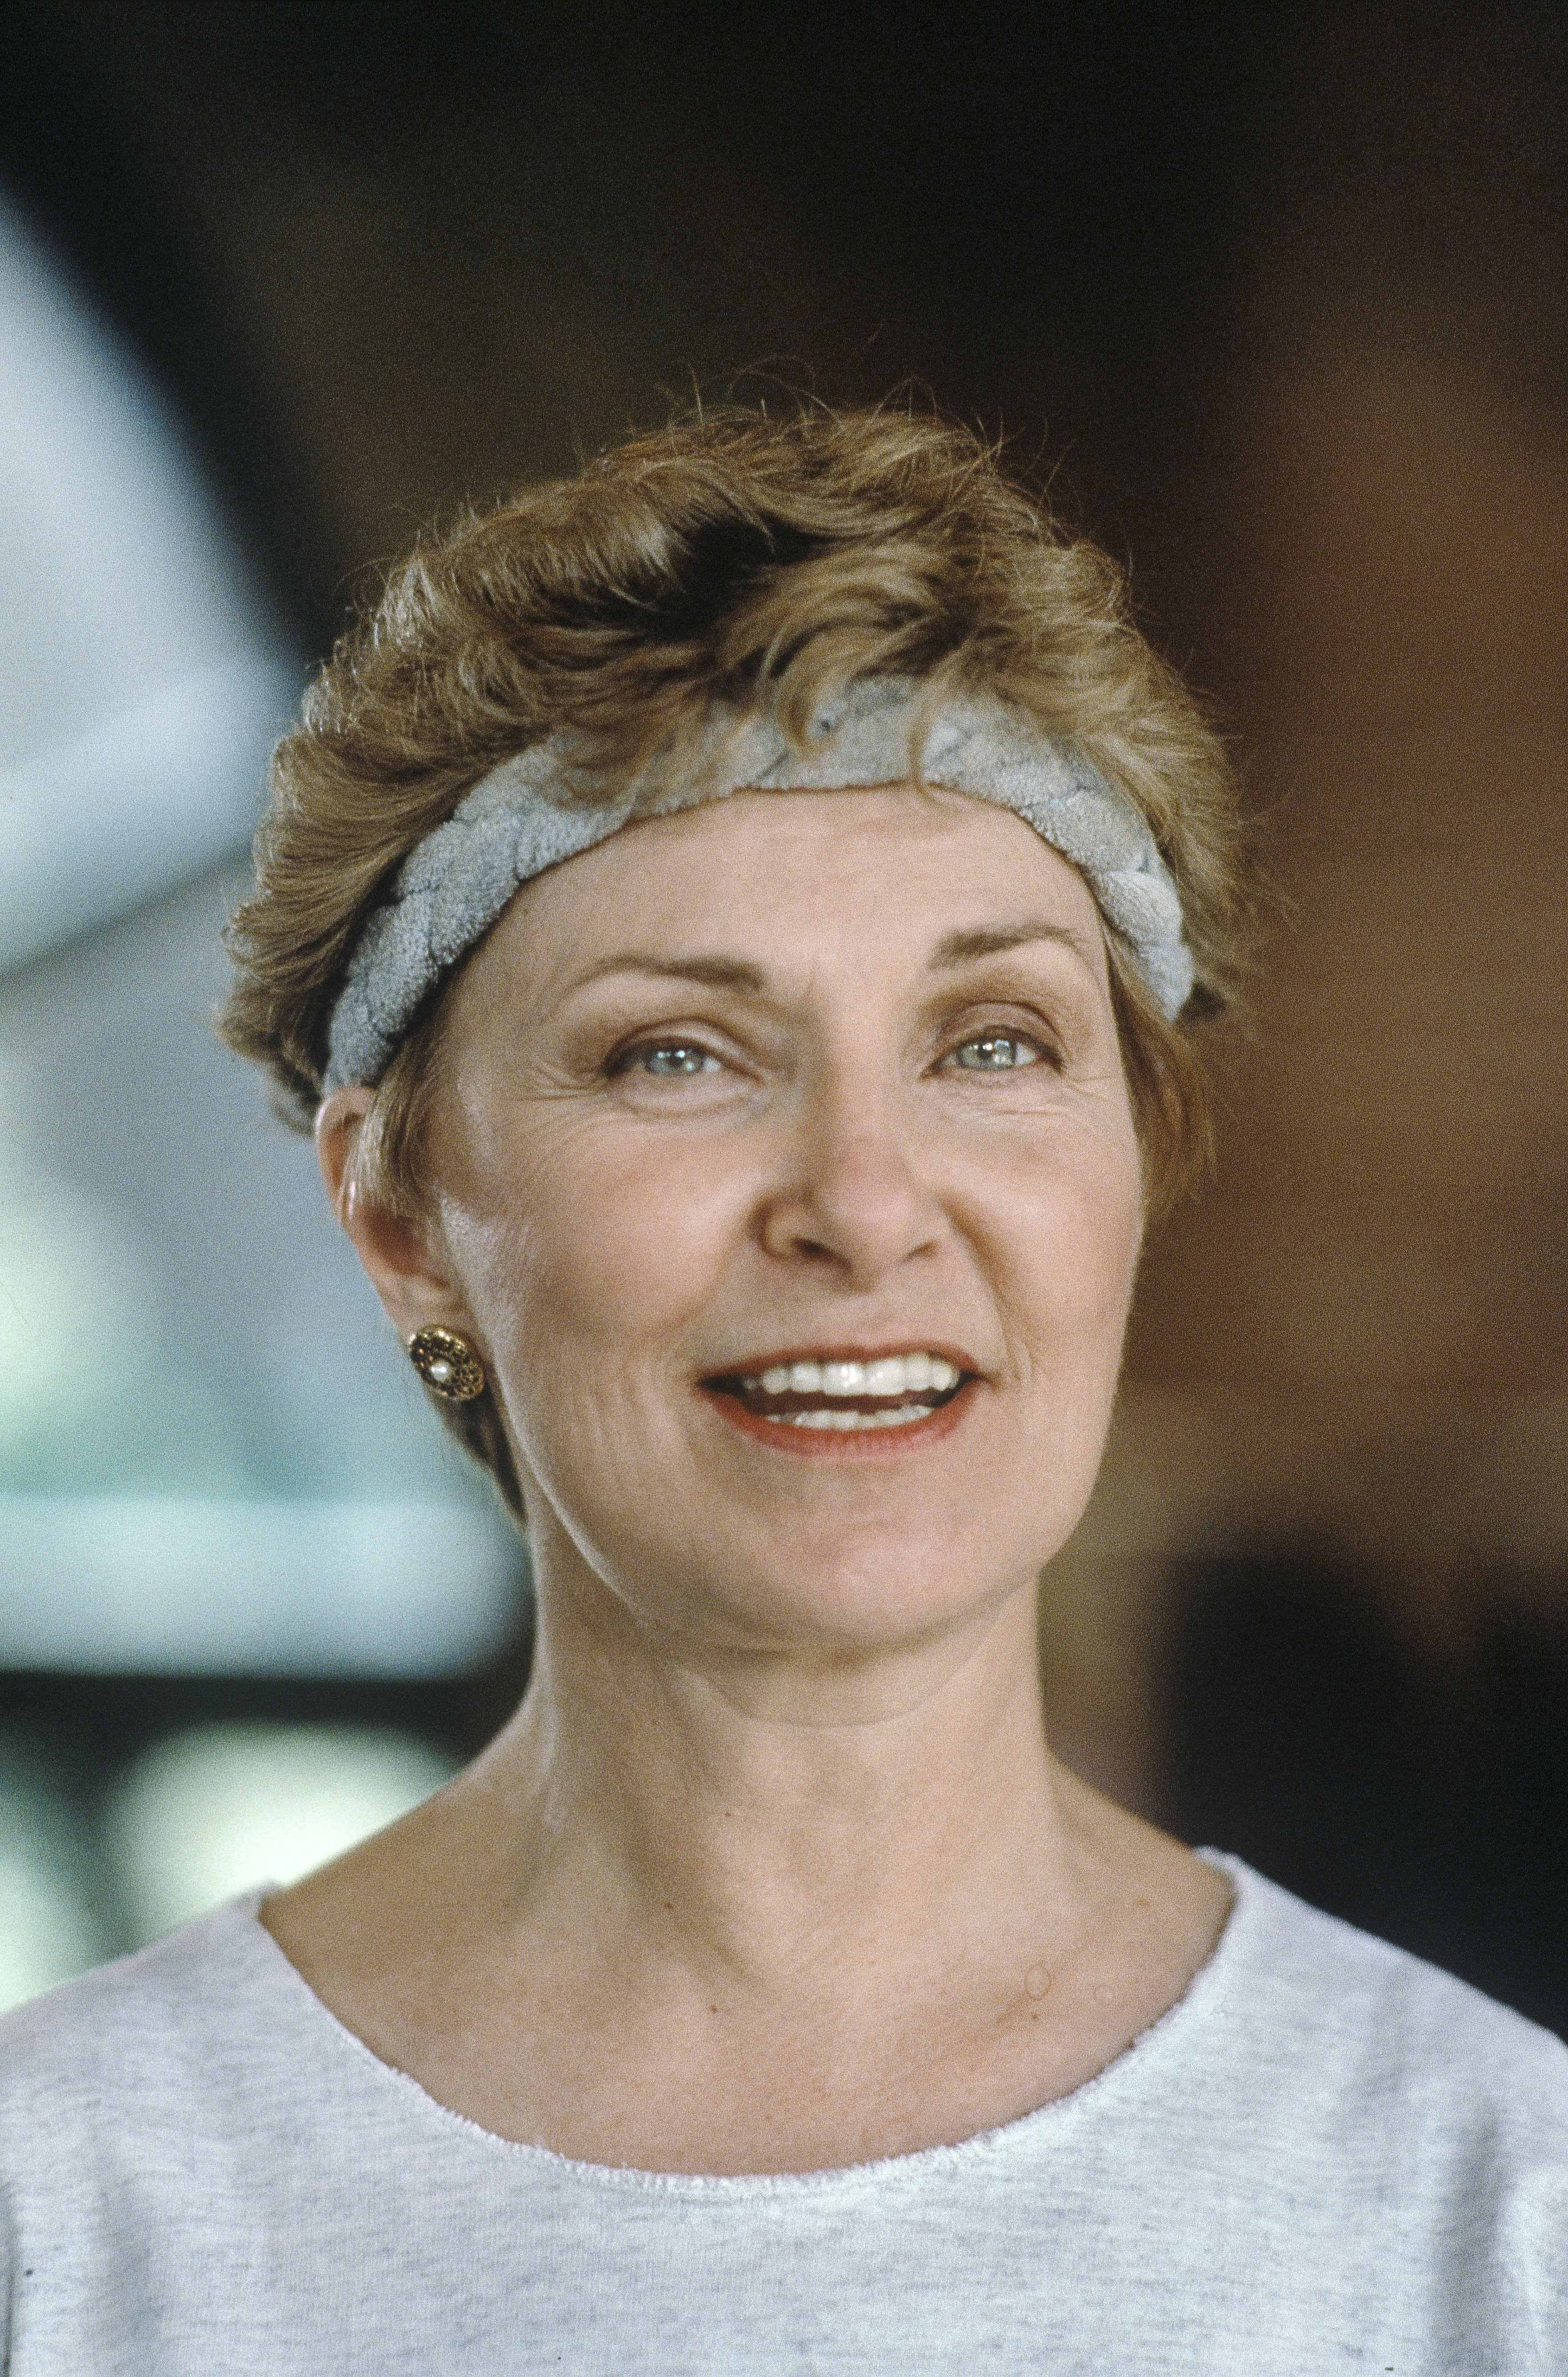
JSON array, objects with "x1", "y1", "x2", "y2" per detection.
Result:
[
  {"x1": 696, "y1": 1339, "x2": 985, "y2": 1461},
  {"x1": 702, "y1": 1377, "x2": 980, "y2": 1459}
]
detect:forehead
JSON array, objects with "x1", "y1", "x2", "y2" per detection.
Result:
[{"x1": 479, "y1": 783, "x2": 1111, "y2": 988}]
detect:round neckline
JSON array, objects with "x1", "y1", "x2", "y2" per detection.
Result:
[{"x1": 236, "y1": 1848, "x2": 1252, "y2": 2197}]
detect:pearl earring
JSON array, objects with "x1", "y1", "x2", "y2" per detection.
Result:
[{"x1": 407, "y1": 1326, "x2": 487, "y2": 1402}]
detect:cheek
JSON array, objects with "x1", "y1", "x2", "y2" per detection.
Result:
[
  {"x1": 1074, "y1": 1139, "x2": 1144, "y2": 1313},
  {"x1": 984, "y1": 1120, "x2": 1144, "y2": 1363},
  {"x1": 440, "y1": 1118, "x2": 744, "y2": 1378}
]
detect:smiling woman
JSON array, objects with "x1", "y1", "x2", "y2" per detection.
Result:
[
  {"x1": 348, "y1": 784, "x2": 1147, "y2": 1679},
  {"x1": 1, "y1": 406, "x2": 1564, "y2": 2374}
]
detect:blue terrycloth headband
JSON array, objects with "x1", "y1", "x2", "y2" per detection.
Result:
[{"x1": 324, "y1": 679, "x2": 1194, "y2": 1091}]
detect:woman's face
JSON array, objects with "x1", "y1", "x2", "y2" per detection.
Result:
[{"x1": 420, "y1": 785, "x2": 1144, "y2": 1658}]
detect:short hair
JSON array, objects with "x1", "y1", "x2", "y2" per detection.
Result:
[{"x1": 220, "y1": 402, "x2": 1256, "y2": 1517}]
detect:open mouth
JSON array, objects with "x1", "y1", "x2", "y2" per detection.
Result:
[{"x1": 702, "y1": 1351, "x2": 972, "y2": 1436}]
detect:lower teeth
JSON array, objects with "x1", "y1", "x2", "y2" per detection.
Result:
[{"x1": 777, "y1": 1403, "x2": 937, "y2": 1431}]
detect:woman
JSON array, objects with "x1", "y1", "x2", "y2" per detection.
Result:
[{"x1": 2, "y1": 406, "x2": 1563, "y2": 2372}]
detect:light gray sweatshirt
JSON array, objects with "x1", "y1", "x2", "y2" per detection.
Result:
[{"x1": 1, "y1": 1854, "x2": 1564, "y2": 2373}]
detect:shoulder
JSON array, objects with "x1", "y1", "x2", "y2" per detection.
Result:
[
  {"x1": 0, "y1": 1897, "x2": 298, "y2": 2177},
  {"x1": 1183, "y1": 1857, "x2": 1568, "y2": 2268},
  {"x1": 1208, "y1": 1855, "x2": 1568, "y2": 2105},
  {"x1": 0, "y1": 1900, "x2": 477, "y2": 2372},
  {"x1": 1043, "y1": 1856, "x2": 1567, "y2": 2358}
]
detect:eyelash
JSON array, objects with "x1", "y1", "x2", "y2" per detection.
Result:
[
  {"x1": 609, "y1": 1041, "x2": 724, "y2": 1079},
  {"x1": 938, "y1": 1031, "x2": 1053, "y2": 1073}
]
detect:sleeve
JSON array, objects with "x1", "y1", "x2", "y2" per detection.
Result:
[
  {"x1": 1, "y1": 2173, "x2": 15, "y2": 2375},
  {"x1": 1496, "y1": 2158, "x2": 1568, "y2": 2375}
]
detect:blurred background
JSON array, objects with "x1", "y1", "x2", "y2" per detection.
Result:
[{"x1": 0, "y1": 0, "x2": 1563, "y2": 2026}]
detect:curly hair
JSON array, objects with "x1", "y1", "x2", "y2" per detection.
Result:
[{"x1": 220, "y1": 401, "x2": 1255, "y2": 1519}]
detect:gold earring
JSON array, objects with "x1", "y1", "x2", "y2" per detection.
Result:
[{"x1": 408, "y1": 1325, "x2": 487, "y2": 1402}]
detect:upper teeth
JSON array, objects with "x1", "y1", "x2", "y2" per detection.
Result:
[{"x1": 749, "y1": 1354, "x2": 961, "y2": 1397}]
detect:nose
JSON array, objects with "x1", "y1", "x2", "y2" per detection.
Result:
[{"x1": 757, "y1": 1077, "x2": 945, "y2": 1288}]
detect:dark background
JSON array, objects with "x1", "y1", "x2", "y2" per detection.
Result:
[{"x1": 3, "y1": 0, "x2": 1566, "y2": 2026}]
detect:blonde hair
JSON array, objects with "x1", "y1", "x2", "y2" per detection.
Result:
[{"x1": 221, "y1": 402, "x2": 1255, "y2": 1516}]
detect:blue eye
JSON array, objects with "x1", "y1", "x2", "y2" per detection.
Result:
[
  {"x1": 948, "y1": 1034, "x2": 1041, "y2": 1071},
  {"x1": 636, "y1": 1043, "x2": 718, "y2": 1077}
]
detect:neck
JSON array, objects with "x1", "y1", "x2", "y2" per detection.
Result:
[
  {"x1": 261, "y1": 1515, "x2": 1231, "y2": 2172},
  {"x1": 460, "y1": 1522, "x2": 1106, "y2": 2011}
]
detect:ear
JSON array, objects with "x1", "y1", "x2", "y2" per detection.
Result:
[{"x1": 315, "y1": 1087, "x2": 472, "y2": 1345}]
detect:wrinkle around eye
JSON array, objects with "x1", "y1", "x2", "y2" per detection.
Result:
[{"x1": 600, "y1": 1033, "x2": 761, "y2": 1105}]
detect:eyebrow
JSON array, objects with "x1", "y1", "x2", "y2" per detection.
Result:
[
  {"x1": 570, "y1": 923, "x2": 1099, "y2": 998},
  {"x1": 928, "y1": 921, "x2": 1100, "y2": 970},
  {"x1": 572, "y1": 952, "x2": 768, "y2": 994}
]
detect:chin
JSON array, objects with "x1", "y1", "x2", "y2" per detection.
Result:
[{"x1": 676, "y1": 1517, "x2": 1055, "y2": 1657}]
